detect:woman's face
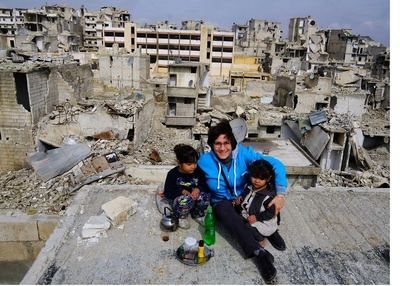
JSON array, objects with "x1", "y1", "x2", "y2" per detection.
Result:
[{"x1": 213, "y1": 134, "x2": 232, "y2": 160}]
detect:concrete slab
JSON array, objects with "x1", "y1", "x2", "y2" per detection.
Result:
[
  {"x1": 22, "y1": 185, "x2": 389, "y2": 284},
  {"x1": 0, "y1": 216, "x2": 39, "y2": 242}
]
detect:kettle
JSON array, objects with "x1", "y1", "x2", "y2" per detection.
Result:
[{"x1": 160, "y1": 207, "x2": 178, "y2": 231}]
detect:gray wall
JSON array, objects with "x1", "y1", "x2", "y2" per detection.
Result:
[{"x1": 133, "y1": 99, "x2": 154, "y2": 147}]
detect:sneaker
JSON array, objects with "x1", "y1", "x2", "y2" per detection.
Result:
[
  {"x1": 255, "y1": 250, "x2": 277, "y2": 283},
  {"x1": 266, "y1": 230, "x2": 286, "y2": 251},
  {"x1": 178, "y1": 217, "x2": 190, "y2": 229}
]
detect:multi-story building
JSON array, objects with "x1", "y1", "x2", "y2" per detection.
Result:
[
  {"x1": 12, "y1": 5, "x2": 82, "y2": 52},
  {"x1": 100, "y1": 22, "x2": 234, "y2": 78},
  {"x1": 288, "y1": 16, "x2": 317, "y2": 45},
  {"x1": 233, "y1": 19, "x2": 282, "y2": 56},
  {"x1": 82, "y1": 12, "x2": 99, "y2": 51},
  {"x1": 287, "y1": 17, "x2": 328, "y2": 71},
  {"x1": 0, "y1": 7, "x2": 27, "y2": 48},
  {"x1": 324, "y1": 29, "x2": 379, "y2": 66},
  {"x1": 165, "y1": 61, "x2": 210, "y2": 127},
  {"x1": 81, "y1": 6, "x2": 130, "y2": 52}
]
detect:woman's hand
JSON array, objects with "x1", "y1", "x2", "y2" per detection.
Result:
[
  {"x1": 232, "y1": 196, "x2": 243, "y2": 206},
  {"x1": 268, "y1": 194, "x2": 285, "y2": 216}
]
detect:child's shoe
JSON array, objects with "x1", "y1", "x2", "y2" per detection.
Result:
[{"x1": 266, "y1": 230, "x2": 286, "y2": 251}]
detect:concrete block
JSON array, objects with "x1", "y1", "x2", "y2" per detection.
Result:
[
  {"x1": 37, "y1": 217, "x2": 59, "y2": 240},
  {"x1": 0, "y1": 241, "x2": 44, "y2": 261},
  {"x1": 101, "y1": 196, "x2": 136, "y2": 226},
  {"x1": 81, "y1": 214, "x2": 111, "y2": 239},
  {"x1": 0, "y1": 216, "x2": 39, "y2": 242}
]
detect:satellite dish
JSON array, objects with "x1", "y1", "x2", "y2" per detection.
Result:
[{"x1": 229, "y1": 118, "x2": 247, "y2": 143}]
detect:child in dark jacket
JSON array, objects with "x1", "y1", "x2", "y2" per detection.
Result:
[
  {"x1": 240, "y1": 159, "x2": 285, "y2": 250},
  {"x1": 163, "y1": 144, "x2": 210, "y2": 228}
]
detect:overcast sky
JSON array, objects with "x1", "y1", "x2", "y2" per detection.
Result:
[{"x1": 0, "y1": 0, "x2": 390, "y2": 46}]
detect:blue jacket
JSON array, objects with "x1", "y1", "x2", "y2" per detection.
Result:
[{"x1": 197, "y1": 144, "x2": 287, "y2": 205}]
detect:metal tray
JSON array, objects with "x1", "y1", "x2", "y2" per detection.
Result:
[{"x1": 176, "y1": 244, "x2": 214, "y2": 266}]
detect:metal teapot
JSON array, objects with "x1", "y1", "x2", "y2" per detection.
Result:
[{"x1": 160, "y1": 206, "x2": 178, "y2": 231}]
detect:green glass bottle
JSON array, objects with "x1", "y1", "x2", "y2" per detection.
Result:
[{"x1": 204, "y1": 206, "x2": 215, "y2": 245}]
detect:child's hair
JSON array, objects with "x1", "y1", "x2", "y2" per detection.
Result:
[
  {"x1": 173, "y1": 144, "x2": 199, "y2": 164},
  {"x1": 207, "y1": 119, "x2": 237, "y2": 150},
  {"x1": 248, "y1": 159, "x2": 274, "y2": 180}
]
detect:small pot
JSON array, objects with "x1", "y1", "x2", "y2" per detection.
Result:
[{"x1": 160, "y1": 206, "x2": 178, "y2": 231}]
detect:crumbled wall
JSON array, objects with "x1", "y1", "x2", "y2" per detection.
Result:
[
  {"x1": 273, "y1": 75, "x2": 296, "y2": 107},
  {"x1": 334, "y1": 93, "x2": 365, "y2": 116},
  {"x1": 0, "y1": 72, "x2": 34, "y2": 171},
  {"x1": 99, "y1": 54, "x2": 149, "y2": 89},
  {"x1": 133, "y1": 99, "x2": 155, "y2": 147},
  {"x1": 56, "y1": 64, "x2": 93, "y2": 101},
  {"x1": 27, "y1": 70, "x2": 50, "y2": 124}
]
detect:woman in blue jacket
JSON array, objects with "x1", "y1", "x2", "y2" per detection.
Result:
[{"x1": 197, "y1": 120, "x2": 287, "y2": 283}]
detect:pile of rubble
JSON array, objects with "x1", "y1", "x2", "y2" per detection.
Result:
[
  {"x1": 0, "y1": 168, "x2": 73, "y2": 215},
  {"x1": 0, "y1": 166, "x2": 152, "y2": 215},
  {"x1": 0, "y1": 52, "x2": 79, "y2": 72},
  {"x1": 126, "y1": 128, "x2": 200, "y2": 165},
  {"x1": 317, "y1": 167, "x2": 389, "y2": 188}
]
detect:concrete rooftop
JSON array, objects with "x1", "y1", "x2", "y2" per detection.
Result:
[{"x1": 22, "y1": 185, "x2": 389, "y2": 284}]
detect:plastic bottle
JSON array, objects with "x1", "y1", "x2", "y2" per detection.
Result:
[{"x1": 204, "y1": 206, "x2": 215, "y2": 245}]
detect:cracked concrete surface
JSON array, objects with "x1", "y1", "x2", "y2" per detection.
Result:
[{"x1": 22, "y1": 185, "x2": 389, "y2": 284}]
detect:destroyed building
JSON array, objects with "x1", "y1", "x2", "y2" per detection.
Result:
[
  {"x1": 14, "y1": 5, "x2": 82, "y2": 52},
  {"x1": 98, "y1": 47, "x2": 150, "y2": 90},
  {"x1": 164, "y1": 61, "x2": 210, "y2": 127},
  {"x1": 0, "y1": 59, "x2": 92, "y2": 172}
]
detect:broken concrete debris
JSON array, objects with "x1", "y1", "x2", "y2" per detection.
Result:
[
  {"x1": 101, "y1": 196, "x2": 137, "y2": 226},
  {"x1": 81, "y1": 214, "x2": 111, "y2": 239},
  {"x1": 28, "y1": 144, "x2": 92, "y2": 182}
]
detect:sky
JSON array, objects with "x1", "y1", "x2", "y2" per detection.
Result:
[{"x1": 0, "y1": 0, "x2": 390, "y2": 47}]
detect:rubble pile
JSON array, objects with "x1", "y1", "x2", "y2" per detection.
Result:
[
  {"x1": 0, "y1": 166, "x2": 155, "y2": 215},
  {"x1": 0, "y1": 168, "x2": 73, "y2": 215},
  {"x1": 331, "y1": 86, "x2": 367, "y2": 96},
  {"x1": 359, "y1": 109, "x2": 390, "y2": 136},
  {"x1": 104, "y1": 98, "x2": 144, "y2": 116},
  {"x1": 320, "y1": 110, "x2": 354, "y2": 131},
  {"x1": 0, "y1": 54, "x2": 78, "y2": 72},
  {"x1": 89, "y1": 139, "x2": 130, "y2": 154},
  {"x1": 317, "y1": 167, "x2": 389, "y2": 188},
  {"x1": 126, "y1": 128, "x2": 200, "y2": 165}
]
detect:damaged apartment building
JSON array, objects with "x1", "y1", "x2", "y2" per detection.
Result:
[{"x1": 0, "y1": 50, "x2": 155, "y2": 173}]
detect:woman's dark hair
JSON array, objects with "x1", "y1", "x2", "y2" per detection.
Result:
[
  {"x1": 248, "y1": 159, "x2": 274, "y2": 180},
  {"x1": 173, "y1": 144, "x2": 199, "y2": 164},
  {"x1": 207, "y1": 119, "x2": 237, "y2": 150}
]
